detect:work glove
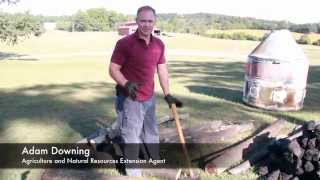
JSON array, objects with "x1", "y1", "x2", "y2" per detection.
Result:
[
  {"x1": 124, "y1": 81, "x2": 139, "y2": 100},
  {"x1": 164, "y1": 94, "x2": 183, "y2": 108}
]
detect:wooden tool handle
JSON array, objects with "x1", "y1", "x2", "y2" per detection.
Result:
[
  {"x1": 171, "y1": 104, "x2": 194, "y2": 177},
  {"x1": 171, "y1": 104, "x2": 186, "y2": 143}
]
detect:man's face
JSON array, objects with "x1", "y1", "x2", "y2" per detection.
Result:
[{"x1": 136, "y1": 10, "x2": 156, "y2": 37}]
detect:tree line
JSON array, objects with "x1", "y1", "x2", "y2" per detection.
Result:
[
  {"x1": 43, "y1": 11, "x2": 320, "y2": 34},
  {"x1": 157, "y1": 13, "x2": 291, "y2": 34},
  {"x1": 54, "y1": 8, "x2": 127, "y2": 32},
  {"x1": 1, "y1": 6, "x2": 320, "y2": 45}
]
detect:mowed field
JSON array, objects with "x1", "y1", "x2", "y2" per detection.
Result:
[
  {"x1": 206, "y1": 29, "x2": 320, "y2": 42},
  {"x1": 0, "y1": 30, "x2": 319, "y2": 179}
]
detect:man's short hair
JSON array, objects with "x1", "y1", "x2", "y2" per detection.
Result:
[{"x1": 136, "y1": 5, "x2": 156, "y2": 17}]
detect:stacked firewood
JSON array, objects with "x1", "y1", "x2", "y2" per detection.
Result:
[{"x1": 258, "y1": 121, "x2": 320, "y2": 180}]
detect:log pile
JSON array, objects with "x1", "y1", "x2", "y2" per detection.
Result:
[
  {"x1": 205, "y1": 119, "x2": 289, "y2": 175},
  {"x1": 256, "y1": 121, "x2": 320, "y2": 180}
]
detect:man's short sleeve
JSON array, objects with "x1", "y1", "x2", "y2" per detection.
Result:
[
  {"x1": 158, "y1": 43, "x2": 166, "y2": 64},
  {"x1": 111, "y1": 40, "x2": 126, "y2": 65}
]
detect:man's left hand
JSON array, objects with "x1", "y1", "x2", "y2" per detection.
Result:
[{"x1": 164, "y1": 94, "x2": 183, "y2": 108}]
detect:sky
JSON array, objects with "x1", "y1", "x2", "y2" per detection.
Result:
[{"x1": 0, "y1": 0, "x2": 319, "y2": 24}]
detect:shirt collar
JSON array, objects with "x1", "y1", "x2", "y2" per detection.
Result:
[{"x1": 133, "y1": 30, "x2": 154, "y2": 42}]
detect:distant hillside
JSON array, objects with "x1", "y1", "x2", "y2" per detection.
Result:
[
  {"x1": 156, "y1": 13, "x2": 320, "y2": 34},
  {"x1": 34, "y1": 10, "x2": 320, "y2": 34}
]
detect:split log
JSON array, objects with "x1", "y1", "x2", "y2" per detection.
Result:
[
  {"x1": 227, "y1": 139, "x2": 276, "y2": 175},
  {"x1": 249, "y1": 121, "x2": 320, "y2": 179},
  {"x1": 205, "y1": 119, "x2": 289, "y2": 175},
  {"x1": 192, "y1": 123, "x2": 254, "y2": 143},
  {"x1": 228, "y1": 126, "x2": 303, "y2": 175},
  {"x1": 159, "y1": 120, "x2": 223, "y2": 140},
  {"x1": 161, "y1": 122, "x2": 254, "y2": 143}
]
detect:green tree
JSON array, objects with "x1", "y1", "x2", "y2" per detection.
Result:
[
  {"x1": 72, "y1": 11, "x2": 90, "y2": 31},
  {"x1": 0, "y1": 12, "x2": 44, "y2": 45},
  {"x1": 71, "y1": 8, "x2": 126, "y2": 32},
  {"x1": 86, "y1": 8, "x2": 110, "y2": 31},
  {"x1": 0, "y1": 1, "x2": 43, "y2": 45}
]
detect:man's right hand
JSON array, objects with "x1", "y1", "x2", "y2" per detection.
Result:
[{"x1": 124, "y1": 81, "x2": 139, "y2": 100}]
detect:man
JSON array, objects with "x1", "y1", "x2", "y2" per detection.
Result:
[{"x1": 109, "y1": 5, "x2": 183, "y2": 176}]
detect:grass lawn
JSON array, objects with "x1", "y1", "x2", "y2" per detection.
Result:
[
  {"x1": 206, "y1": 29, "x2": 320, "y2": 42},
  {"x1": 0, "y1": 30, "x2": 319, "y2": 179}
]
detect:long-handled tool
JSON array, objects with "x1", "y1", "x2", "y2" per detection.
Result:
[{"x1": 171, "y1": 103, "x2": 194, "y2": 177}]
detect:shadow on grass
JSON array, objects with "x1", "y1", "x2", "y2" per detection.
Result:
[
  {"x1": 0, "y1": 52, "x2": 37, "y2": 61},
  {"x1": 169, "y1": 60, "x2": 245, "y2": 89},
  {"x1": 169, "y1": 60, "x2": 320, "y2": 125},
  {"x1": 304, "y1": 65, "x2": 320, "y2": 112},
  {"x1": 0, "y1": 80, "x2": 274, "y2": 143},
  {"x1": 187, "y1": 86, "x2": 243, "y2": 103},
  {"x1": 1, "y1": 63, "x2": 318, "y2": 142},
  {"x1": 0, "y1": 82, "x2": 261, "y2": 139},
  {"x1": 0, "y1": 82, "x2": 117, "y2": 140}
]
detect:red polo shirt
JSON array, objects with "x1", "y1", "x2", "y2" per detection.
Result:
[{"x1": 111, "y1": 31, "x2": 166, "y2": 101}]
